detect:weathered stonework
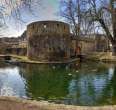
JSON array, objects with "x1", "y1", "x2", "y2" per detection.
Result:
[
  {"x1": 27, "y1": 21, "x2": 71, "y2": 61},
  {"x1": 0, "y1": 96, "x2": 116, "y2": 110},
  {"x1": 71, "y1": 34, "x2": 109, "y2": 56},
  {"x1": 0, "y1": 21, "x2": 109, "y2": 61},
  {"x1": 0, "y1": 37, "x2": 27, "y2": 56}
]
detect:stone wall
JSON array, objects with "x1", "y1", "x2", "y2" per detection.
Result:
[
  {"x1": 71, "y1": 38, "x2": 95, "y2": 56},
  {"x1": 27, "y1": 21, "x2": 71, "y2": 61},
  {"x1": 71, "y1": 35, "x2": 108, "y2": 56},
  {"x1": 0, "y1": 96, "x2": 116, "y2": 110},
  {"x1": 0, "y1": 37, "x2": 27, "y2": 56},
  {"x1": 79, "y1": 40, "x2": 96, "y2": 54},
  {"x1": 95, "y1": 35, "x2": 109, "y2": 52}
]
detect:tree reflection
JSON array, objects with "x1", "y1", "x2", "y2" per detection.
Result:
[
  {"x1": 20, "y1": 64, "x2": 71, "y2": 101},
  {"x1": 18, "y1": 62, "x2": 116, "y2": 106},
  {"x1": 67, "y1": 63, "x2": 116, "y2": 105}
]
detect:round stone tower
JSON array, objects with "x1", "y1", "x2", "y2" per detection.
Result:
[{"x1": 27, "y1": 21, "x2": 71, "y2": 61}]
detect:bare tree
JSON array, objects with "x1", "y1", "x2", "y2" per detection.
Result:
[
  {"x1": 0, "y1": 0, "x2": 40, "y2": 31},
  {"x1": 60, "y1": 0, "x2": 80, "y2": 38},
  {"x1": 60, "y1": 0, "x2": 116, "y2": 55},
  {"x1": 60, "y1": 0, "x2": 97, "y2": 57},
  {"x1": 60, "y1": 0, "x2": 95, "y2": 37},
  {"x1": 82, "y1": 0, "x2": 116, "y2": 55}
]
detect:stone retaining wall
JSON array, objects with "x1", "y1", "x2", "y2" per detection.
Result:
[{"x1": 0, "y1": 96, "x2": 116, "y2": 110}]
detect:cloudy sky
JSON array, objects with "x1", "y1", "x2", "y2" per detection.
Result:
[{"x1": 0, "y1": 0, "x2": 61, "y2": 37}]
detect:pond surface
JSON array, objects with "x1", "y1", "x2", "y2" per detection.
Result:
[{"x1": 0, "y1": 61, "x2": 116, "y2": 106}]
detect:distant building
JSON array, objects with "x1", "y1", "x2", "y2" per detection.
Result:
[
  {"x1": 0, "y1": 35, "x2": 27, "y2": 55},
  {"x1": 71, "y1": 34, "x2": 109, "y2": 56}
]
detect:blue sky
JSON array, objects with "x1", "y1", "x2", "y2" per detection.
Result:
[{"x1": 1, "y1": 0, "x2": 61, "y2": 37}]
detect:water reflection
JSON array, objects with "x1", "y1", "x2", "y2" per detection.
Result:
[
  {"x1": 21, "y1": 64, "x2": 71, "y2": 100},
  {"x1": 0, "y1": 62, "x2": 115, "y2": 106},
  {"x1": 0, "y1": 63, "x2": 26, "y2": 98},
  {"x1": 67, "y1": 69, "x2": 112, "y2": 105}
]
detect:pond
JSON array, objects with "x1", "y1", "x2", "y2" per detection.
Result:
[{"x1": 0, "y1": 61, "x2": 116, "y2": 106}]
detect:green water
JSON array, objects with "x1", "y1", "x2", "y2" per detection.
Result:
[{"x1": 0, "y1": 61, "x2": 116, "y2": 106}]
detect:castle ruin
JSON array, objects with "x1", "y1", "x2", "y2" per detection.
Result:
[{"x1": 27, "y1": 21, "x2": 71, "y2": 61}]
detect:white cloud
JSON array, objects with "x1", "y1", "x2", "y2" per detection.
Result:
[{"x1": 0, "y1": 0, "x2": 61, "y2": 37}]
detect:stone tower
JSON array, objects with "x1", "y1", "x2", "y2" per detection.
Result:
[{"x1": 27, "y1": 21, "x2": 71, "y2": 61}]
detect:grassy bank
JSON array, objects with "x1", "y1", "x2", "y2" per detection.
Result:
[
  {"x1": 85, "y1": 52, "x2": 116, "y2": 62},
  {"x1": 10, "y1": 55, "x2": 80, "y2": 64},
  {"x1": 1, "y1": 53, "x2": 116, "y2": 64}
]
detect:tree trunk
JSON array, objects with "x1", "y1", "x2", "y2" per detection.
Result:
[
  {"x1": 112, "y1": 43, "x2": 116, "y2": 56},
  {"x1": 111, "y1": 0, "x2": 116, "y2": 56}
]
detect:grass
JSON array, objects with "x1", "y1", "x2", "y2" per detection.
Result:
[
  {"x1": 86, "y1": 52, "x2": 116, "y2": 62},
  {"x1": 9, "y1": 54, "x2": 79, "y2": 64}
]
